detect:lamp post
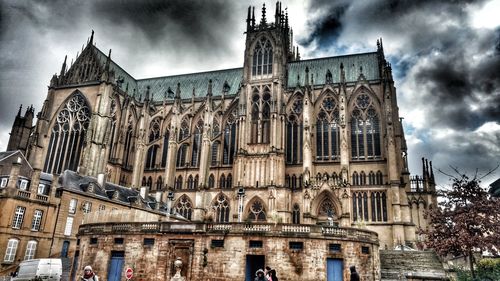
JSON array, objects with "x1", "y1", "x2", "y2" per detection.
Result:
[
  {"x1": 237, "y1": 187, "x2": 245, "y2": 223},
  {"x1": 167, "y1": 191, "x2": 175, "y2": 217}
]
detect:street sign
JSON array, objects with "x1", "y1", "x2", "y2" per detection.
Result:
[{"x1": 125, "y1": 267, "x2": 133, "y2": 280}]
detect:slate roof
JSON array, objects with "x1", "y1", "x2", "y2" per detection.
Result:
[
  {"x1": 59, "y1": 170, "x2": 160, "y2": 210},
  {"x1": 92, "y1": 46, "x2": 380, "y2": 103},
  {"x1": 287, "y1": 52, "x2": 380, "y2": 87}
]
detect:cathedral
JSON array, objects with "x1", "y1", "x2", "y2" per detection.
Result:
[{"x1": 3, "y1": 2, "x2": 439, "y2": 280}]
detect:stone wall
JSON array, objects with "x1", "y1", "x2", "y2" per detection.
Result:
[{"x1": 77, "y1": 222, "x2": 380, "y2": 281}]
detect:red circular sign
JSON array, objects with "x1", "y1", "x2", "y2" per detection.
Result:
[{"x1": 125, "y1": 268, "x2": 133, "y2": 279}]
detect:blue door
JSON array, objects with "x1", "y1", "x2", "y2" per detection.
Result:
[
  {"x1": 327, "y1": 258, "x2": 343, "y2": 281},
  {"x1": 107, "y1": 251, "x2": 125, "y2": 281},
  {"x1": 61, "y1": 241, "x2": 70, "y2": 258}
]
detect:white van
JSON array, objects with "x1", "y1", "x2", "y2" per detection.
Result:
[{"x1": 11, "y1": 259, "x2": 62, "y2": 281}]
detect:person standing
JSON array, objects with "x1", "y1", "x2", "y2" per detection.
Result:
[
  {"x1": 81, "y1": 265, "x2": 99, "y2": 281},
  {"x1": 254, "y1": 269, "x2": 267, "y2": 281},
  {"x1": 268, "y1": 269, "x2": 278, "y2": 281},
  {"x1": 350, "y1": 265, "x2": 360, "y2": 281}
]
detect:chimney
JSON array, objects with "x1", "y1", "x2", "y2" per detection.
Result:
[
  {"x1": 155, "y1": 192, "x2": 162, "y2": 210},
  {"x1": 140, "y1": 186, "x2": 147, "y2": 199},
  {"x1": 97, "y1": 173, "x2": 105, "y2": 187}
]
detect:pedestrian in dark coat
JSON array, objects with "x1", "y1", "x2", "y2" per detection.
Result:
[
  {"x1": 268, "y1": 269, "x2": 278, "y2": 281},
  {"x1": 350, "y1": 265, "x2": 360, "y2": 281}
]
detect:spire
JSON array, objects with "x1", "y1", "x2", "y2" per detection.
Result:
[
  {"x1": 59, "y1": 55, "x2": 67, "y2": 77},
  {"x1": 422, "y1": 157, "x2": 427, "y2": 180},
  {"x1": 207, "y1": 79, "x2": 213, "y2": 97},
  {"x1": 175, "y1": 83, "x2": 181, "y2": 99},
  {"x1": 275, "y1": 1, "x2": 280, "y2": 26},
  {"x1": 105, "y1": 49, "x2": 112, "y2": 72},
  {"x1": 305, "y1": 66, "x2": 309, "y2": 86},
  {"x1": 89, "y1": 30, "x2": 94, "y2": 46},
  {"x1": 430, "y1": 161, "x2": 435, "y2": 183},
  {"x1": 17, "y1": 105, "x2": 22, "y2": 117},
  {"x1": 252, "y1": 7, "x2": 256, "y2": 28},
  {"x1": 246, "y1": 6, "x2": 251, "y2": 31},
  {"x1": 260, "y1": 3, "x2": 267, "y2": 26},
  {"x1": 340, "y1": 63, "x2": 345, "y2": 83},
  {"x1": 145, "y1": 86, "x2": 150, "y2": 101}
]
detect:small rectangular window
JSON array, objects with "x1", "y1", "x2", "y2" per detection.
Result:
[
  {"x1": 143, "y1": 238, "x2": 155, "y2": 246},
  {"x1": 361, "y1": 246, "x2": 370, "y2": 254},
  {"x1": 99, "y1": 205, "x2": 106, "y2": 211},
  {"x1": 82, "y1": 202, "x2": 92, "y2": 214},
  {"x1": 12, "y1": 206, "x2": 26, "y2": 229},
  {"x1": 114, "y1": 238, "x2": 124, "y2": 244},
  {"x1": 77, "y1": 239, "x2": 81, "y2": 246},
  {"x1": 64, "y1": 217, "x2": 73, "y2": 236},
  {"x1": 211, "y1": 239, "x2": 224, "y2": 248},
  {"x1": 329, "y1": 243, "x2": 341, "y2": 252},
  {"x1": 69, "y1": 199, "x2": 78, "y2": 214},
  {"x1": 90, "y1": 238, "x2": 98, "y2": 245},
  {"x1": 37, "y1": 184, "x2": 47, "y2": 195},
  {"x1": 19, "y1": 180, "x2": 28, "y2": 190},
  {"x1": 31, "y1": 210, "x2": 43, "y2": 231},
  {"x1": 249, "y1": 240, "x2": 263, "y2": 248},
  {"x1": 0, "y1": 178, "x2": 8, "y2": 188},
  {"x1": 289, "y1": 242, "x2": 304, "y2": 250}
]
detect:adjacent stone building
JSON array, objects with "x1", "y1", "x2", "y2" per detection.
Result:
[{"x1": 2, "y1": 2, "x2": 439, "y2": 280}]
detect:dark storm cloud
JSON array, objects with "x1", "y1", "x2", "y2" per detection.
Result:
[
  {"x1": 299, "y1": 2, "x2": 347, "y2": 49},
  {"x1": 93, "y1": 0, "x2": 236, "y2": 53}
]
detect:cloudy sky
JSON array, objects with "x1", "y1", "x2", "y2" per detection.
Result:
[{"x1": 0, "y1": 0, "x2": 499, "y2": 187}]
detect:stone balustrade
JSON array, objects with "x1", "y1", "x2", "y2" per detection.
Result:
[{"x1": 79, "y1": 221, "x2": 378, "y2": 243}]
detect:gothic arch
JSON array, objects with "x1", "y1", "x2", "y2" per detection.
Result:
[
  {"x1": 310, "y1": 190, "x2": 342, "y2": 221},
  {"x1": 211, "y1": 192, "x2": 231, "y2": 223},
  {"x1": 315, "y1": 88, "x2": 338, "y2": 108},
  {"x1": 244, "y1": 196, "x2": 268, "y2": 222},
  {"x1": 174, "y1": 194, "x2": 193, "y2": 220},
  {"x1": 43, "y1": 91, "x2": 91, "y2": 174}
]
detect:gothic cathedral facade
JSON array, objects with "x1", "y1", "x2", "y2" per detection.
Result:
[{"x1": 12, "y1": 3, "x2": 436, "y2": 250}]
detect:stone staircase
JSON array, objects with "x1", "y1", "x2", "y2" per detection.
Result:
[{"x1": 380, "y1": 250, "x2": 448, "y2": 280}]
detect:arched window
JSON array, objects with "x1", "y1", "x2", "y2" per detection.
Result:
[
  {"x1": 156, "y1": 176, "x2": 163, "y2": 190},
  {"x1": 360, "y1": 171, "x2": 366, "y2": 185},
  {"x1": 178, "y1": 118, "x2": 189, "y2": 141},
  {"x1": 213, "y1": 193, "x2": 230, "y2": 222},
  {"x1": 191, "y1": 119, "x2": 203, "y2": 167},
  {"x1": 376, "y1": 171, "x2": 383, "y2": 185},
  {"x1": 371, "y1": 191, "x2": 388, "y2": 222},
  {"x1": 145, "y1": 145, "x2": 159, "y2": 169},
  {"x1": 250, "y1": 89, "x2": 272, "y2": 144},
  {"x1": 368, "y1": 171, "x2": 375, "y2": 185},
  {"x1": 285, "y1": 175, "x2": 290, "y2": 188},
  {"x1": 352, "y1": 192, "x2": 369, "y2": 222},
  {"x1": 175, "y1": 195, "x2": 192, "y2": 220},
  {"x1": 4, "y1": 238, "x2": 19, "y2": 262},
  {"x1": 248, "y1": 199, "x2": 266, "y2": 221},
  {"x1": 211, "y1": 141, "x2": 219, "y2": 166},
  {"x1": 352, "y1": 172, "x2": 359, "y2": 185},
  {"x1": 142, "y1": 177, "x2": 147, "y2": 187},
  {"x1": 208, "y1": 174, "x2": 215, "y2": 189},
  {"x1": 291, "y1": 174, "x2": 297, "y2": 190},
  {"x1": 252, "y1": 37, "x2": 273, "y2": 77},
  {"x1": 219, "y1": 174, "x2": 226, "y2": 189},
  {"x1": 292, "y1": 204, "x2": 300, "y2": 224},
  {"x1": 149, "y1": 118, "x2": 161, "y2": 142},
  {"x1": 226, "y1": 174, "x2": 232, "y2": 189},
  {"x1": 223, "y1": 109, "x2": 237, "y2": 165},
  {"x1": 316, "y1": 94, "x2": 340, "y2": 161},
  {"x1": 286, "y1": 96, "x2": 303, "y2": 164},
  {"x1": 175, "y1": 175, "x2": 183, "y2": 190},
  {"x1": 187, "y1": 175, "x2": 194, "y2": 190},
  {"x1": 123, "y1": 116, "x2": 135, "y2": 168},
  {"x1": 24, "y1": 240, "x2": 37, "y2": 260},
  {"x1": 194, "y1": 175, "x2": 199, "y2": 189},
  {"x1": 176, "y1": 144, "x2": 188, "y2": 167},
  {"x1": 147, "y1": 176, "x2": 153, "y2": 189},
  {"x1": 44, "y1": 93, "x2": 91, "y2": 174},
  {"x1": 351, "y1": 92, "x2": 381, "y2": 160}
]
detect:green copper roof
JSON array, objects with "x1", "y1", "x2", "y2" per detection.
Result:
[
  {"x1": 287, "y1": 52, "x2": 380, "y2": 87},
  {"x1": 137, "y1": 68, "x2": 243, "y2": 101}
]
